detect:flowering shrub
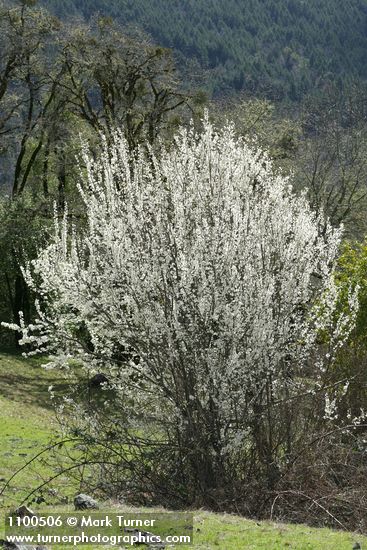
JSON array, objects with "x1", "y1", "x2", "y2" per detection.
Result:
[{"x1": 4, "y1": 117, "x2": 357, "y2": 506}]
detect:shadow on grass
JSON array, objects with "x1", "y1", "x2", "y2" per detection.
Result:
[{"x1": 0, "y1": 353, "x2": 74, "y2": 411}]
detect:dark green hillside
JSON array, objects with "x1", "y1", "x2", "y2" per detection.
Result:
[{"x1": 39, "y1": 0, "x2": 367, "y2": 98}]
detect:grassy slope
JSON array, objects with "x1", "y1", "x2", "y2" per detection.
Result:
[
  {"x1": 0, "y1": 352, "x2": 366, "y2": 549},
  {"x1": 0, "y1": 353, "x2": 72, "y2": 508}
]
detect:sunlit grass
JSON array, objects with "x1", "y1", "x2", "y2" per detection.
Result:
[{"x1": 0, "y1": 353, "x2": 79, "y2": 509}]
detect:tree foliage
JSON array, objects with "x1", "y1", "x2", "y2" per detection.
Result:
[{"x1": 40, "y1": 0, "x2": 367, "y2": 99}]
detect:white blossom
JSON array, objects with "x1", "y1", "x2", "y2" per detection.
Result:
[{"x1": 3, "y1": 116, "x2": 357, "y2": 456}]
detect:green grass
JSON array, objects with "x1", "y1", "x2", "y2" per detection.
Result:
[
  {"x1": 189, "y1": 511, "x2": 366, "y2": 549},
  {"x1": 0, "y1": 353, "x2": 78, "y2": 509},
  {"x1": 0, "y1": 351, "x2": 366, "y2": 549}
]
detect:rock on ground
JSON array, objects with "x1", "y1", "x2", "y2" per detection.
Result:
[
  {"x1": 74, "y1": 493, "x2": 99, "y2": 510},
  {"x1": 14, "y1": 506, "x2": 36, "y2": 518}
]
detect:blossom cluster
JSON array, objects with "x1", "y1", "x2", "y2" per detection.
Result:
[{"x1": 3, "y1": 117, "x2": 357, "y2": 442}]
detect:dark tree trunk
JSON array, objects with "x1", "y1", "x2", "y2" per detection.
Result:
[{"x1": 58, "y1": 153, "x2": 67, "y2": 212}]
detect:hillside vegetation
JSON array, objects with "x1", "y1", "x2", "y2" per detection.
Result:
[{"x1": 40, "y1": 0, "x2": 367, "y2": 98}]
